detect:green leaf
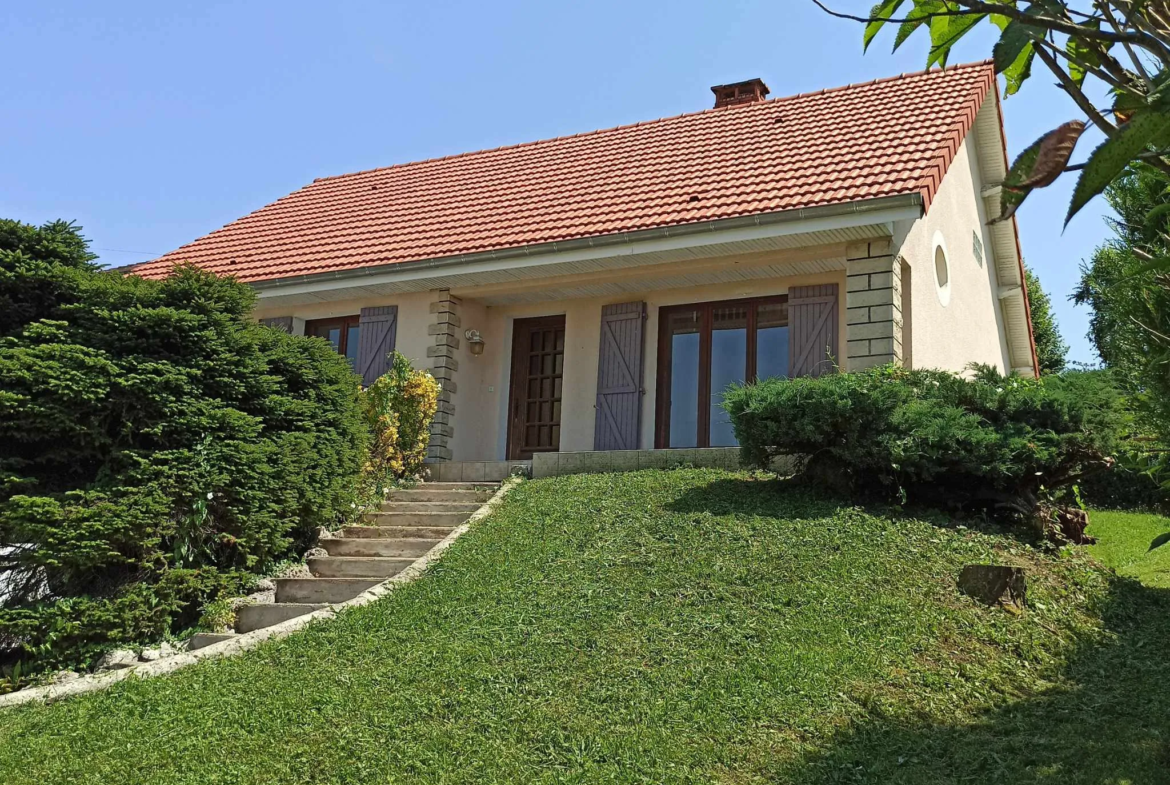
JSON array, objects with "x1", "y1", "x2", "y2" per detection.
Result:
[
  {"x1": 1067, "y1": 20, "x2": 1104, "y2": 88},
  {"x1": 1149, "y1": 70, "x2": 1170, "y2": 111},
  {"x1": 993, "y1": 15, "x2": 1043, "y2": 74},
  {"x1": 927, "y1": 12, "x2": 986, "y2": 69},
  {"x1": 1067, "y1": 111, "x2": 1170, "y2": 225},
  {"x1": 892, "y1": 0, "x2": 940, "y2": 52},
  {"x1": 1002, "y1": 44, "x2": 1035, "y2": 96},
  {"x1": 864, "y1": 0, "x2": 907, "y2": 53},
  {"x1": 1144, "y1": 202, "x2": 1170, "y2": 232}
]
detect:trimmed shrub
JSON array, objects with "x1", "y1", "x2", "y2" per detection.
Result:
[
  {"x1": 0, "y1": 219, "x2": 369, "y2": 680},
  {"x1": 1055, "y1": 369, "x2": 1169, "y2": 512},
  {"x1": 723, "y1": 364, "x2": 1124, "y2": 521},
  {"x1": 1078, "y1": 453, "x2": 1167, "y2": 511},
  {"x1": 359, "y1": 352, "x2": 440, "y2": 499}
]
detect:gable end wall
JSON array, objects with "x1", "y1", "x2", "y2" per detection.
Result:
[{"x1": 894, "y1": 128, "x2": 1012, "y2": 374}]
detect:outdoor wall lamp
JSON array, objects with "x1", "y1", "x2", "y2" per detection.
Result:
[{"x1": 465, "y1": 329, "x2": 485, "y2": 356}]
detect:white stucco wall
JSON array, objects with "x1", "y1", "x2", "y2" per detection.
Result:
[{"x1": 894, "y1": 133, "x2": 1012, "y2": 374}]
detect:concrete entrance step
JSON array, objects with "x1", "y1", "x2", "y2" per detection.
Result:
[
  {"x1": 275, "y1": 578, "x2": 382, "y2": 604},
  {"x1": 187, "y1": 632, "x2": 237, "y2": 651},
  {"x1": 344, "y1": 524, "x2": 457, "y2": 540},
  {"x1": 390, "y1": 488, "x2": 493, "y2": 503},
  {"x1": 307, "y1": 556, "x2": 415, "y2": 579},
  {"x1": 236, "y1": 603, "x2": 329, "y2": 633},
  {"x1": 319, "y1": 537, "x2": 441, "y2": 558},
  {"x1": 224, "y1": 480, "x2": 500, "y2": 635},
  {"x1": 379, "y1": 501, "x2": 482, "y2": 513},
  {"x1": 412, "y1": 482, "x2": 500, "y2": 491},
  {"x1": 363, "y1": 511, "x2": 471, "y2": 527}
]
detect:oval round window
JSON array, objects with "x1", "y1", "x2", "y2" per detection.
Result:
[{"x1": 933, "y1": 240, "x2": 951, "y2": 306}]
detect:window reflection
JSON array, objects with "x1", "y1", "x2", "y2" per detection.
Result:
[
  {"x1": 756, "y1": 302, "x2": 789, "y2": 381},
  {"x1": 667, "y1": 309, "x2": 701, "y2": 448},
  {"x1": 345, "y1": 325, "x2": 360, "y2": 367},
  {"x1": 709, "y1": 306, "x2": 748, "y2": 446}
]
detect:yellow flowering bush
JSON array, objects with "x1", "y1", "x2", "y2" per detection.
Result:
[{"x1": 359, "y1": 352, "x2": 440, "y2": 499}]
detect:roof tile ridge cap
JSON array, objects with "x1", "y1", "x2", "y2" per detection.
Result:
[
  {"x1": 771, "y1": 58, "x2": 996, "y2": 104},
  {"x1": 306, "y1": 60, "x2": 999, "y2": 188}
]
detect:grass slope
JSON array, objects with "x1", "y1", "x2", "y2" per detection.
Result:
[
  {"x1": 1, "y1": 470, "x2": 1166, "y2": 784},
  {"x1": 1089, "y1": 509, "x2": 1170, "y2": 589}
]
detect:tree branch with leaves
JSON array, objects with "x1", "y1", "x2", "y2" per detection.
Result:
[{"x1": 815, "y1": 0, "x2": 1170, "y2": 234}]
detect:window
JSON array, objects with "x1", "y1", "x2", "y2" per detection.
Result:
[
  {"x1": 933, "y1": 231, "x2": 951, "y2": 306},
  {"x1": 935, "y1": 246, "x2": 949, "y2": 287},
  {"x1": 305, "y1": 315, "x2": 361, "y2": 367},
  {"x1": 655, "y1": 295, "x2": 789, "y2": 449}
]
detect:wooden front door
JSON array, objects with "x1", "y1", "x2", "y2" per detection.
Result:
[{"x1": 508, "y1": 315, "x2": 566, "y2": 460}]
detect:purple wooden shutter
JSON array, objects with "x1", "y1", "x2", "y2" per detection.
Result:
[
  {"x1": 594, "y1": 301, "x2": 645, "y2": 450},
  {"x1": 260, "y1": 316, "x2": 293, "y2": 333},
  {"x1": 788, "y1": 284, "x2": 839, "y2": 377},
  {"x1": 356, "y1": 306, "x2": 398, "y2": 385}
]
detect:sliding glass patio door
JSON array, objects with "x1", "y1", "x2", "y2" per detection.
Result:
[{"x1": 655, "y1": 296, "x2": 789, "y2": 449}]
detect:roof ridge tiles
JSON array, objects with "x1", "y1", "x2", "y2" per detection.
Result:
[{"x1": 309, "y1": 60, "x2": 995, "y2": 186}]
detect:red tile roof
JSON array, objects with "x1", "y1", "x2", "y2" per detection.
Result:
[{"x1": 133, "y1": 62, "x2": 997, "y2": 284}]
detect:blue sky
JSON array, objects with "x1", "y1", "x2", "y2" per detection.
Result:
[{"x1": 2, "y1": 1, "x2": 1114, "y2": 364}]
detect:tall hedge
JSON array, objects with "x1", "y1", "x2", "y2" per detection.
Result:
[{"x1": 0, "y1": 220, "x2": 368, "y2": 677}]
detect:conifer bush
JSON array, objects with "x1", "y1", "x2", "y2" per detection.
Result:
[
  {"x1": 0, "y1": 219, "x2": 368, "y2": 680},
  {"x1": 723, "y1": 365, "x2": 1124, "y2": 523}
]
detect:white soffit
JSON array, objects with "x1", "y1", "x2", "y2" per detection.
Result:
[
  {"x1": 974, "y1": 89, "x2": 1036, "y2": 378},
  {"x1": 474, "y1": 256, "x2": 848, "y2": 305},
  {"x1": 255, "y1": 214, "x2": 903, "y2": 308}
]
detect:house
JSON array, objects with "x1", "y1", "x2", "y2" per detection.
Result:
[{"x1": 132, "y1": 61, "x2": 1038, "y2": 478}]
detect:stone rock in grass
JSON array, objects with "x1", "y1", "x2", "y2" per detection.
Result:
[
  {"x1": 958, "y1": 565, "x2": 1027, "y2": 611},
  {"x1": 52, "y1": 670, "x2": 81, "y2": 683},
  {"x1": 252, "y1": 578, "x2": 276, "y2": 593},
  {"x1": 94, "y1": 648, "x2": 139, "y2": 672}
]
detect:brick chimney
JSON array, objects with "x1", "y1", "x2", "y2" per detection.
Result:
[{"x1": 711, "y1": 78, "x2": 770, "y2": 109}]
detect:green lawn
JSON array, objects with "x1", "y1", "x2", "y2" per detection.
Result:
[
  {"x1": 1, "y1": 469, "x2": 1167, "y2": 784},
  {"x1": 1089, "y1": 508, "x2": 1170, "y2": 588}
]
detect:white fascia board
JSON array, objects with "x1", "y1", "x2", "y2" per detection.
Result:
[{"x1": 255, "y1": 203, "x2": 920, "y2": 301}]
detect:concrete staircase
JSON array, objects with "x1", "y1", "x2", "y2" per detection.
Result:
[{"x1": 191, "y1": 482, "x2": 498, "y2": 647}]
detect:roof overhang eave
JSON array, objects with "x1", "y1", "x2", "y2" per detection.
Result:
[{"x1": 250, "y1": 192, "x2": 924, "y2": 292}]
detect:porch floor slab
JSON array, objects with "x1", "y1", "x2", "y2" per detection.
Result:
[{"x1": 424, "y1": 460, "x2": 532, "y2": 483}]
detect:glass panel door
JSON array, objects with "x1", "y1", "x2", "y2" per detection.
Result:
[
  {"x1": 656, "y1": 294, "x2": 792, "y2": 449},
  {"x1": 709, "y1": 305, "x2": 748, "y2": 447},
  {"x1": 665, "y1": 309, "x2": 701, "y2": 448},
  {"x1": 345, "y1": 324, "x2": 361, "y2": 367},
  {"x1": 755, "y1": 302, "x2": 790, "y2": 381},
  {"x1": 324, "y1": 327, "x2": 342, "y2": 351},
  {"x1": 305, "y1": 316, "x2": 361, "y2": 368}
]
